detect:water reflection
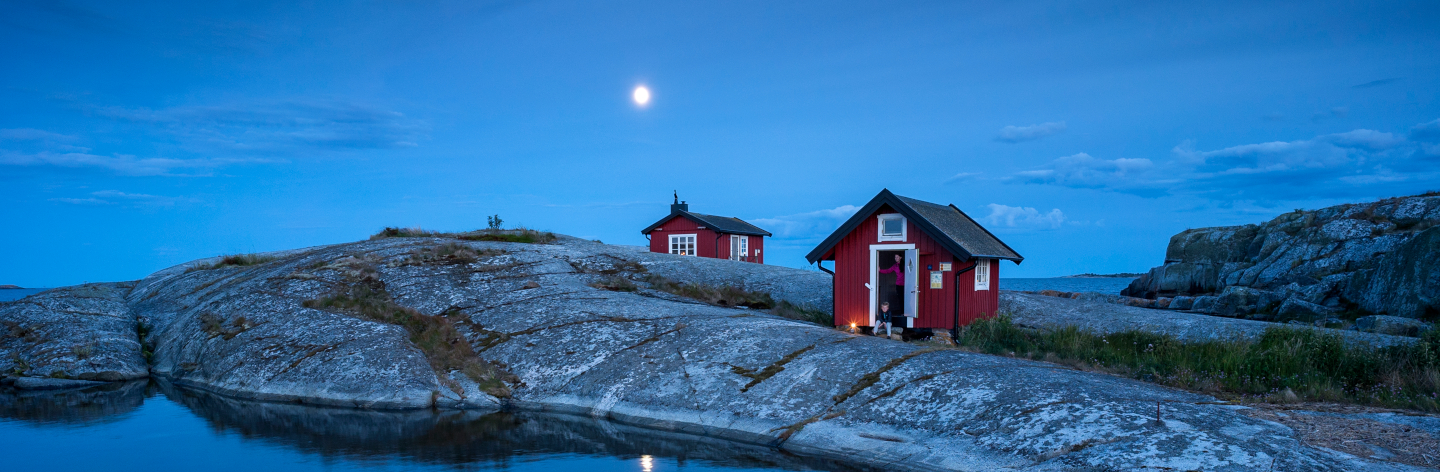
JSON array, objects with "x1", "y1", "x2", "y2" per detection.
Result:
[
  {"x1": 0, "y1": 379, "x2": 151, "y2": 426},
  {"x1": 1, "y1": 381, "x2": 867, "y2": 471}
]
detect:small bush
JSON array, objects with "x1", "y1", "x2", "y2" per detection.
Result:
[
  {"x1": 187, "y1": 253, "x2": 277, "y2": 272},
  {"x1": 955, "y1": 315, "x2": 1440, "y2": 411}
]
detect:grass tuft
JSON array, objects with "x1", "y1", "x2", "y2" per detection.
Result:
[
  {"x1": 403, "y1": 242, "x2": 504, "y2": 266},
  {"x1": 956, "y1": 315, "x2": 1440, "y2": 411},
  {"x1": 643, "y1": 274, "x2": 774, "y2": 309},
  {"x1": 772, "y1": 300, "x2": 833, "y2": 326},
  {"x1": 187, "y1": 254, "x2": 277, "y2": 272},
  {"x1": 370, "y1": 226, "x2": 556, "y2": 244},
  {"x1": 302, "y1": 265, "x2": 516, "y2": 398}
]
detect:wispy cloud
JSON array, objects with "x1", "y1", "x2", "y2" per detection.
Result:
[
  {"x1": 49, "y1": 190, "x2": 194, "y2": 206},
  {"x1": 0, "y1": 128, "x2": 77, "y2": 141},
  {"x1": 1010, "y1": 119, "x2": 1440, "y2": 202},
  {"x1": 93, "y1": 100, "x2": 428, "y2": 153},
  {"x1": 981, "y1": 204, "x2": 1066, "y2": 230},
  {"x1": 0, "y1": 150, "x2": 265, "y2": 176},
  {"x1": 1352, "y1": 78, "x2": 1401, "y2": 89},
  {"x1": 943, "y1": 172, "x2": 981, "y2": 184},
  {"x1": 751, "y1": 205, "x2": 861, "y2": 239},
  {"x1": 995, "y1": 121, "x2": 1067, "y2": 143}
]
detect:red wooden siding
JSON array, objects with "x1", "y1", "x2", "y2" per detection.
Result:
[
  {"x1": 647, "y1": 217, "x2": 719, "y2": 257},
  {"x1": 825, "y1": 204, "x2": 1000, "y2": 330},
  {"x1": 647, "y1": 216, "x2": 764, "y2": 263}
]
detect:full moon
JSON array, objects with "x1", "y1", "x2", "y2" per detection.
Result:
[{"x1": 632, "y1": 86, "x2": 651, "y2": 106}]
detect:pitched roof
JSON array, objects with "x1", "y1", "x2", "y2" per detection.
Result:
[
  {"x1": 641, "y1": 210, "x2": 772, "y2": 237},
  {"x1": 805, "y1": 189, "x2": 1023, "y2": 264}
]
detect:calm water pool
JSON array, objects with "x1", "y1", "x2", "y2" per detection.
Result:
[{"x1": 0, "y1": 381, "x2": 864, "y2": 472}]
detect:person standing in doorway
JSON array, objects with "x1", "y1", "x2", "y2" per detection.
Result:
[{"x1": 877, "y1": 253, "x2": 905, "y2": 315}]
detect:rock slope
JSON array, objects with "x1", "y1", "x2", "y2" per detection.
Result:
[
  {"x1": 1124, "y1": 193, "x2": 1440, "y2": 322},
  {"x1": 0, "y1": 283, "x2": 148, "y2": 383},
  {"x1": 0, "y1": 235, "x2": 1424, "y2": 470}
]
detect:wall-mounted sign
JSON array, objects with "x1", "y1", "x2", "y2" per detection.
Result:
[
  {"x1": 930, "y1": 271, "x2": 944, "y2": 289},
  {"x1": 940, "y1": 262, "x2": 952, "y2": 271}
]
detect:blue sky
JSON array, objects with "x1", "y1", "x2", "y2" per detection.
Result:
[{"x1": 3, "y1": 0, "x2": 1439, "y2": 287}]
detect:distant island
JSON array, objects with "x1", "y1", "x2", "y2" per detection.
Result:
[
  {"x1": 0, "y1": 285, "x2": 22, "y2": 289},
  {"x1": 1060, "y1": 273, "x2": 1143, "y2": 278}
]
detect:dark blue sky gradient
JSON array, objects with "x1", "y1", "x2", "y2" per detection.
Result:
[{"x1": 3, "y1": 0, "x2": 1439, "y2": 287}]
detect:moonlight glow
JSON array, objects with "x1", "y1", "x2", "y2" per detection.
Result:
[{"x1": 632, "y1": 85, "x2": 651, "y2": 106}]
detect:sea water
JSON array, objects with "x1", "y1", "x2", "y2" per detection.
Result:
[
  {"x1": 0, "y1": 381, "x2": 863, "y2": 472},
  {"x1": 999, "y1": 277, "x2": 1136, "y2": 295},
  {"x1": 0, "y1": 288, "x2": 48, "y2": 302}
]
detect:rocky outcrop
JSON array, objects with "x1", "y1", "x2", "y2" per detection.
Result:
[
  {"x1": 1125, "y1": 194, "x2": 1440, "y2": 323},
  {"x1": 1000, "y1": 291, "x2": 1414, "y2": 347},
  {"x1": 0, "y1": 235, "x2": 1423, "y2": 470},
  {"x1": 0, "y1": 283, "x2": 148, "y2": 382}
]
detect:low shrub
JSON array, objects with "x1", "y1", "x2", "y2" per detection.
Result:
[
  {"x1": 187, "y1": 254, "x2": 277, "y2": 272},
  {"x1": 370, "y1": 227, "x2": 440, "y2": 240},
  {"x1": 955, "y1": 315, "x2": 1440, "y2": 411}
]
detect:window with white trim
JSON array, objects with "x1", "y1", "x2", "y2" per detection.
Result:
[
  {"x1": 877, "y1": 214, "x2": 906, "y2": 241},
  {"x1": 729, "y1": 235, "x2": 749, "y2": 261},
  {"x1": 669, "y1": 234, "x2": 697, "y2": 256},
  {"x1": 974, "y1": 259, "x2": 991, "y2": 290}
]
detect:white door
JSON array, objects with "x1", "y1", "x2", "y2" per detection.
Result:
[{"x1": 904, "y1": 248, "x2": 918, "y2": 325}]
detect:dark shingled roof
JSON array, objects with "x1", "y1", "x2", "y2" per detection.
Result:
[
  {"x1": 805, "y1": 189, "x2": 1023, "y2": 264},
  {"x1": 641, "y1": 210, "x2": 772, "y2": 237}
]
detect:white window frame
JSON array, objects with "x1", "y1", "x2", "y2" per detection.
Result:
[
  {"x1": 729, "y1": 235, "x2": 749, "y2": 261},
  {"x1": 974, "y1": 259, "x2": 991, "y2": 291},
  {"x1": 877, "y1": 213, "x2": 906, "y2": 242},
  {"x1": 668, "y1": 234, "x2": 697, "y2": 256}
]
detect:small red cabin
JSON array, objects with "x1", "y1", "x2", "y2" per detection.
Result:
[
  {"x1": 806, "y1": 189, "x2": 1023, "y2": 332},
  {"x1": 641, "y1": 194, "x2": 772, "y2": 263}
]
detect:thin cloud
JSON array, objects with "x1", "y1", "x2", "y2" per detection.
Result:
[
  {"x1": 751, "y1": 205, "x2": 861, "y2": 239},
  {"x1": 1010, "y1": 118, "x2": 1440, "y2": 202},
  {"x1": 0, "y1": 128, "x2": 77, "y2": 141},
  {"x1": 49, "y1": 197, "x2": 112, "y2": 205},
  {"x1": 0, "y1": 150, "x2": 266, "y2": 176},
  {"x1": 996, "y1": 121, "x2": 1067, "y2": 143},
  {"x1": 943, "y1": 172, "x2": 981, "y2": 184},
  {"x1": 92, "y1": 100, "x2": 428, "y2": 153},
  {"x1": 981, "y1": 204, "x2": 1065, "y2": 230},
  {"x1": 49, "y1": 190, "x2": 194, "y2": 206},
  {"x1": 1352, "y1": 78, "x2": 1401, "y2": 89}
]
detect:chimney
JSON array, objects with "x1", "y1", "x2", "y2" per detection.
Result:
[{"x1": 671, "y1": 191, "x2": 689, "y2": 214}]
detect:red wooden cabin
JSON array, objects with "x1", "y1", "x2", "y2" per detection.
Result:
[
  {"x1": 806, "y1": 189, "x2": 1023, "y2": 332},
  {"x1": 641, "y1": 195, "x2": 771, "y2": 263}
]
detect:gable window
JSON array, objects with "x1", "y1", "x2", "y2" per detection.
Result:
[
  {"x1": 974, "y1": 259, "x2": 991, "y2": 291},
  {"x1": 877, "y1": 214, "x2": 906, "y2": 241},
  {"x1": 669, "y1": 234, "x2": 697, "y2": 256}
]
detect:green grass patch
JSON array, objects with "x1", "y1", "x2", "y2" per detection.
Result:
[
  {"x1": 370, "y1": 226, "x2": 556, "y2": 244},
  {"x1": 403, "y1": 242, "x2": 505, "y2": 266},
  {"x1": 643, "y1": 274, "x2": 774, "y2": 309},
  {"x1": 956, "y1": 315, "x2": 1440, "y2": 411},
  {"x1": 187, "y1": 254, "x2": 277, "y2": 272},
  {"x1": 303, "y1": 280, "x2": 516, "y2": 398},
  {"x1": 772, "y1": 300, "x2": 833, "y2": 326}
]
